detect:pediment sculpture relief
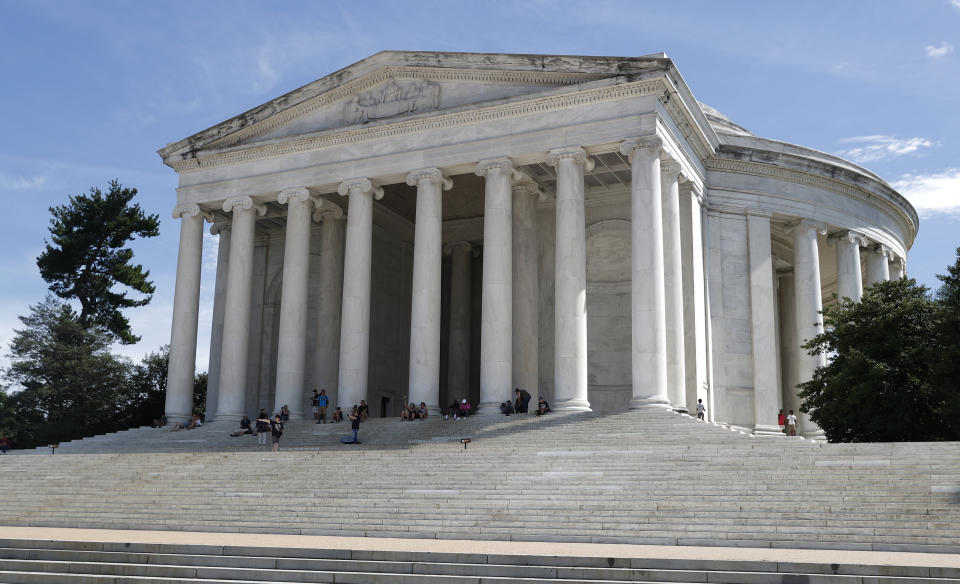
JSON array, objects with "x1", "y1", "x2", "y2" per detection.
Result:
[{"x1": 344, "y1": 79, "x2": 441, "y2": 124}]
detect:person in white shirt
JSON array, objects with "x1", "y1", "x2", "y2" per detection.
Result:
[
  {"x1": 787, "y1": 410, "x2": 798, "y2": 436},
  {"x1": 695, "y1": 399, "x2": 706, "y2": 420}
]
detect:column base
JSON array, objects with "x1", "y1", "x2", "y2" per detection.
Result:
[
  {"x1": 753, "y1": 424, "x2": 785, "y2": 436},
  {"x1": 673, "y1": 407, "x2": 689, "y2": 414},
  {"x1": 476, "y1": 403, "x2": 506, "y2": 415},
  {"x1": 552, "y1": 399, "x2": 591, "y2": 412},
  {"x1": 215, "y1": 411, "x2": 245, "y2": 423},
  {"x1": 629, "y1": 397, "x2": 672, "y2": 410},
  {"x1": 164, "y1": 412, "x2": 192, "y2": 425}
]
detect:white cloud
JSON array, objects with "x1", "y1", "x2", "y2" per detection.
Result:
[
  {"x1": 952, "y1": 0, "x2": 960, "y2": 9},
  {"x1": 836, "y1": 135, "x2": 936, "y2": 163},
  {"x1": 926, "y1": 41, "x2": 954, "y2": 58},
  {"x1": 0, "y1": 173, "x2": 47, "y2": 190},
  {"x1": 892, "y1": 169, "x2": 960, "y2": 218}
]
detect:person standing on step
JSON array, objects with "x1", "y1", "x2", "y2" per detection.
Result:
[
  {"x1": 358, "y1": 400, "x2": 369, "y2": 421},
  {"x1": 341, "y1": 405, "x2": 361, "y2": 444},
  {"x1": 514, "y1": 388, "x2": 532, "y2": 413},
  {"x1": 696, "y1": 399, "x2": 706, "y2": 421},
  {"x1": 310, "y1": 390, "x2": 320, "y2": 421},
  {"x1": 256, "y1": 409, "x2": 270, "y2": 446},
  {"x1": 786, "y1": 410, "x2": 798, "y2": 436},
  {"x1": 317, "y1": 389, "x2": 329, "y2": 424},
  {"x1": 270, "y1": 414, "x2": 284, "y2": 452},
  {"x1": 778, "y1": 409, "x2": 787, "y2": 433}
]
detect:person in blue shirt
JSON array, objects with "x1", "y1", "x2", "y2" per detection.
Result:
[{"x1": 317, "y1": 389, "x2": 329, "y2": 424}]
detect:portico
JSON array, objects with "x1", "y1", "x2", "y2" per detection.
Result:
[{"x1": 160, "y1": 51, "x2": 916, "y2": 438}]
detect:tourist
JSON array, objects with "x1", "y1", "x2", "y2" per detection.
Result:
[
  {"x1": 696, "y1": 399, "x2": 706, "y2": 421},
  {"x1": 401, "y1": 402, "x2": 417, "y2": 421},
  {"x1": 787, "y1": 410, "x2": 798, "y2": 436},
  {"x1": 358, "y1": 400, "x2": 369, "y2": 421},
  {"x1": 0, "y1": 436, "x2": 10, "y2": 454},
  {"x1": 535, "y1": 396, "x2": 550, "y2": 416},
  {"x1": 231, "y1": 416, "x2": 254, "y2": 436},
  {"x1": 171, "y1": 414, "x2": 201, "y2": 431},
  {"x1": 256, "y1": 409, "x2": 270, "y2": 445},
  {"x1": 418, "y1": 402, "x2": 429, "y2": 420},
  {"x1": 446, "y1": 400, "x2": 459, "y2": 420},
  {"x1": 458, "y1": 398, "x2": 472, "y2": 419},
  {"x1": 778, "y1": 409, "x2": 787, "y2": 433},
  {"x1": 515, "y1": 388, "x2": 532, "y2": 413},
  {"x1": 310, "y1": 390, "x2": 320, "y2": 421},
  {"x1": 500, "y1": 401, "x2": 514, "y2": 416},
  {"x1": 280, "y1": 405, "x2": 290, "y2": 422},
  {"x1": 317, "y1": 389, "x2": 329, "y2": 424},
  {"x1": 341, "y1": 405, "x2": 361, "y2": 444},
  {"x1": 270, "y1": 414, "x2": 284, "y2": 452},
  {"x1": 332, "y1": 406, "x2": 343, "y2": 423}
]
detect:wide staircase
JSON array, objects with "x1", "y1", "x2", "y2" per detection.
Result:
[{"x1": 1, "y1": 409, "x2": 959, "y2": 582}]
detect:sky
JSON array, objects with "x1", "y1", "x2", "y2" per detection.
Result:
[{"x1": 1, "y1": 0, "x2": 959, "y2": 375}]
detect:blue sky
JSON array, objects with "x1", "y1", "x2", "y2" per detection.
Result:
[{"x1": 1, "y1": 0, "x2": 958, "y2": 373}]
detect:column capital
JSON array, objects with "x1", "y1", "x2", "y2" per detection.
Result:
[
  {"x1": 172, "y1": 203, "x2": 214, "y2": 221},
  {"x1": 660, "y1": 160, "x2": 683, "y2": 177},
  {"x1": 276, "y1": 186, "x2": 313, "y2": 205},
  {"x1": 827, "y1": 230, "x2": 868, "y2": 248},
  {"x1": 210, "y1": 221, "x2": 230, "y2": 236},
  {"x1": 338, "y1": 177, "x2": 384, "y2": 200},
  {"x1": 222, "y1": 196, "x2": 267, "y2": 216},
  {"x1": 546, "y1": 147, "x2": 595, "y2": 171},
  {"x1": 788, "y1": 218, "x2": 828, "y2": 236},
  {"x1": 406, "y1": 168, "x2": 453, "y2": 190},
  {"x1": 312, "y1": 198, "x2": 345, "y2": 222},
  {"x1": 868, "y1": 242, "x2": 893, "y2": 259},
  {"x1": 512, "y1": 180, "x2": 547, "y2": 201},
  {"x1": 475, "y1": 157, "x2": 522, "y2": 180},
  {"x1": 619, "y1": 135, "x2": 662, "y2": 157},
  {"x1": 442, "y1": 240, "x2": 473, "y2": 255},
  {"x1": 679, "y1": 180, "x2": 705, "y2": 205}
]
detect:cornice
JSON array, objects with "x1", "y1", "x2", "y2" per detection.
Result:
[
  {"x1": 168, "y1": 78, "x2": 674, "y2": 175},
  {"x1": 198, "y1": 67, "x2": 608, "y2": 153},
  {"x1": 705, "y1": 156, "x2": 916, "y2": 244}
]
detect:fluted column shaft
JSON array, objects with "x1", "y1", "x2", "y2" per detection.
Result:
[
  {"x1": 165, "y1": 204, "x2": 208, "y2": 424},
  {"x1": 314, "y1": 201, "x2": 346, "y2": 410},
  {"x1": 217, "y1": 196, "x2": 266, "y2": 421},
  {"x1": 547, "y1": 148, "x2": 592, "y2": 411},
  {"x1": 476, "y1": 158, "x2": 515, "y2": 413},
  {"x1": 205, "y1": 223, "x2": 230, "y2": 421},
  {"x1": 831, "y1": 231, "x2": 866, "y2": 302},
  {"x1": 747, "y1": 213, "x2": 782, "y2": 435},
  {"x1": 337, "y1": 178, "x2": 383, "y2": 410},
  {"x1": 446, "y1": 242, "x2": 472, "y2": 400},
  {"x1": 621, "y1": 137, "x2": 670, "y2": 409},
  {"x1": 865, "y1": 244, "x2": 891, "y2": 287},
  {"x1": 661, "y1": 161, "x2": 687, "y2": 412},
  {"x1": 407, "y1": 168, "x2": 452, "y2": 413},
  {"x1": 792, "y1": 219, "x2": 827, "y2": 438},
  {"x1": 512, "y1": 182, "x2": 541, "y2": 394},
  {"x1": 273, "y1": 188, "x2": 315, "y2": 419}
]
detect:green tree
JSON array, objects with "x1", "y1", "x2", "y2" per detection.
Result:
[
  {"x1": 934, "y1": 247, "x2": 960, "y2": 427},
  {"x1": 124, "y1": 346, "x2": 207, "y2": 427},
  {"x1": 3, "y1": 296, "x2": 134, "y2": 449},
  {"x1": 798, "y1": 278, "x2": 955, "y2": 442},
  {"x1": 37, "y1": 180, "x2": 160, "y2": 344}
]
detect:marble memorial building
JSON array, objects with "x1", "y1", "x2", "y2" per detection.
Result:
[{"x1": 159, "y1": 52, "x2": 915, "y2": 438}]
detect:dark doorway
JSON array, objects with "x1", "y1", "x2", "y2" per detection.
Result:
[{"x1": 380, "y1": 396, "x2": 390, "y2": 418}]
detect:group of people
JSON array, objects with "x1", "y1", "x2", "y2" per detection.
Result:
[
  {"x1": 499, "y1": 388, "x2": 550, "y2": 417},
  {"x1": 778, "y1": 409, "x2": 799, "y2": 436},
  {"x1": 170, "y1": 414, "x2": 202, "y2": 431},
  {"x1": 402, "y1": 401, "x2": 429, "y2": 421}
]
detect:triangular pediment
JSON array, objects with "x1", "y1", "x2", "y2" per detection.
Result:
[{"x1": 158, "y1": 51, "x2": 678, "y2": 164}]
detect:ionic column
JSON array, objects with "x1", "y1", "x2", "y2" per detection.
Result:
[
  {"x1": 620, "y1": 137, "x2": 670, "y2": 409},
  {"x1": 314, "y1": 199, "x2": 346, "y2": 410},
  {"x1": 164, "y1": 203, "x2": 211, "y2": 424},
  {"x1": 512, "y1": 180, "x2": 541, "y2": 395},
  {"x1": 865, "y1": 243, "x2": 891, "y2": 287},
  {"x1": 679, "y1": 181, "x2": 708, "y2": 413},
  {"x1": 747, "y1": 212, "x2": 782, "y2": 435},
  {"x1": 336, "y1": 178, "x2": 383, "y2": 410},
  {"x1": 791, "y1": 218, "x2": 827, "y2": 438},
  {"x1": 445, "y1": 241, "x2": 472, "y2": 400},
  {"x1": 829, "y1": 230, "x2": 867, "y2": 302},
  {"x1": 407, "y1": 168, "x2": 453, "y2": 413},
  {"x1": 216, "y1": 196, "x2": 267, "y2": 421},
  {"x1": 547, "y1": 147, "x2": 592, "y2": 411},
  {"x1": 273, "y1": 187, "x2": 316, "y2": 419},
  {"x1": 661, "y1": 159, "x2": 687, "y2": 412},
  {"x1": 890, "y1": 256, "x2": 906, "y2": 280},
  {"x1": 205, "y1": 221, "x2": 230, "y2": 421},
  {"x1": 476, "y1": 158, "x2": 518, "y2": 414}
]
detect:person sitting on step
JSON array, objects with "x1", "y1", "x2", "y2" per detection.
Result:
[
  {"x1": 500, "y1": 401, "x2": 514, "y2": 416},
  {"x1": 231, "y1": 416, "x2": 254, "y2": 436},
  {"x1": 446, "y1": 400, "x2": 459, "y2": 420},
  {"x1": 332, "y1": 406, "x2": 343, "y2": 423},
  {"x1": 535, "y1": 396, "x2": 550, "y2": 416},
  {"x1": 280, "y1": 405, "x2": 290, "y2": 422},
  {"x1": 418, "y1": 401, "x2": 429, "y2": 420},
  {"x1": 171, "y1": 414, "x2": 201, "y2": 431},
  {"x1": 458, "y1": 398, "x2": 472, "y2": 419},
  {"x1": 401, "y1": 402, "x2": 417, "y2": 421}
]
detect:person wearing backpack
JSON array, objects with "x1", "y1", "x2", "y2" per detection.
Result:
[{"x1": 270, "y1": 415, "x2": 284, "y2": 452}]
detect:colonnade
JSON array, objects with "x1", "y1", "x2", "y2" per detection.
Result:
[{"x1": 162, "y1": 135, "x2": 905, "y2": 428}]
